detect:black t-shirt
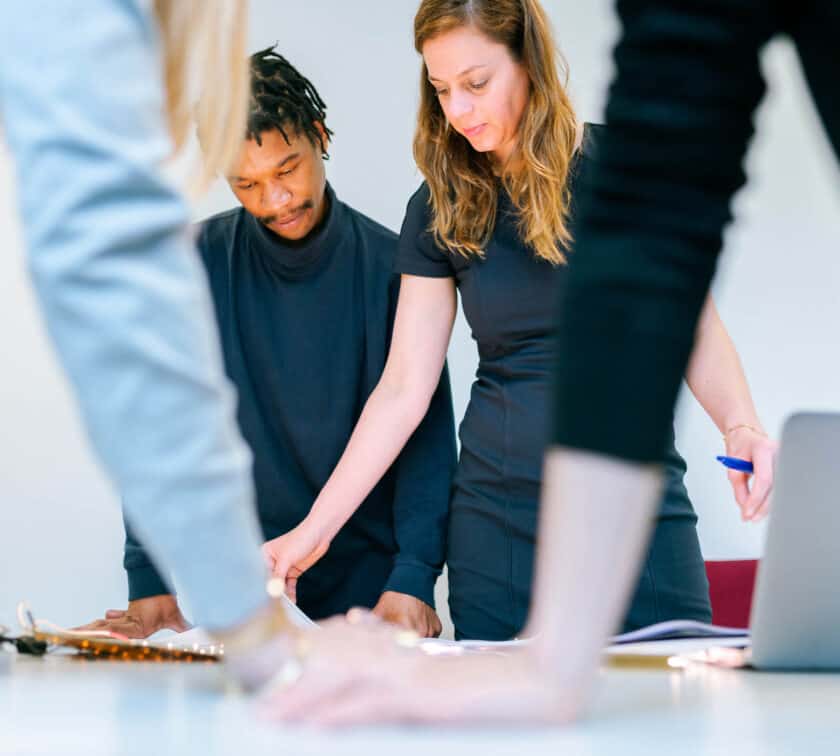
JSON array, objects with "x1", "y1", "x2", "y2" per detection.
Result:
[{"x1": 396, "y1": 124, "x2": 694, "y2": 517}]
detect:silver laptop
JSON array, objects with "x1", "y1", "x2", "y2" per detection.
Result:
[{"x1": 750, "y1": 412, "x2": 840, "y2": 669}]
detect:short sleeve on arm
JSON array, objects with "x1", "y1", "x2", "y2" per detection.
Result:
[{"x1": 395, "y1": 184, "x2": 455, "y2": 278}]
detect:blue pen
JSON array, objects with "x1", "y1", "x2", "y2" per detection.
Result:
[{"x1": 716, "y1": 456, "x2": 754, "y2": 474}]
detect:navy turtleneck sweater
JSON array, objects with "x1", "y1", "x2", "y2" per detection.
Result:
[{"x1": 124, "y1": 184, "x2": 457, "y2": 617}]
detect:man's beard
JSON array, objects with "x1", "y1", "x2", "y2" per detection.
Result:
[{"x1": 259, "y1": 199, "x2": 315, "y2": 228}]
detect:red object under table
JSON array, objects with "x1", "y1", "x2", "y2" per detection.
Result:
[{"x1": 704, "y1": 559, "x2": 759, "y2": 628}]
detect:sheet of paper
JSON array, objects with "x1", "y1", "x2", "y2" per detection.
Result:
[
  {"x1": 418, "y1": 637, "x2": 531, "y2": 656},
  {"x1": 279, "y1": 594, "x2": 318, "y2": 629},
  {"x1": 606, "y1": 636, "x2": 750, "y2": 657},
  {"x1": 611, "y1": 619, "x2": 749, "y2": 645}
]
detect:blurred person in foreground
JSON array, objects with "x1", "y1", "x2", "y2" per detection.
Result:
[{"x1": 0, "y1": 0, "x2": 304, "y2": 689}]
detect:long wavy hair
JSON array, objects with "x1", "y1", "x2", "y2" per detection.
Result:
[
  {"x1": 414, "y1": 0, "x2": 578, "y2": 264},
  {"x1": 153, "y1": 0, "x2": 249, "y2": 190}
]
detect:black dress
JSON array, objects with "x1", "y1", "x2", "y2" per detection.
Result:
[{"x1": 396, "y1": 124, "x2": 711, "y2": 640}]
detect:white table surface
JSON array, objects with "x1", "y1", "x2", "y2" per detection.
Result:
[{"x1": 1, "y1": 645, "x2": 838, "y2": 756}]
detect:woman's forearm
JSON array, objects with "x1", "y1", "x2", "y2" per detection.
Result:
[
  {"x1": 307, "y1": 374, "x2": 436, "y2": 542},
  {"x1": 686, "y1": 296, "x2": 777, "y2": 520},
  {"x1": 685, "y1": 295, "x2": 764, "y2": 434},
  {"x1": 526, "y1": 449, "x2": 663, "y2": 690},
  {"x1": 305, "y1": 275, "x2": 458, "y2": 544}
]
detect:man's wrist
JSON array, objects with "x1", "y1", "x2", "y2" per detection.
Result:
[
  {"x1": 383, "y1": 561, "x2": 439, "y2": 609},
  {"x1": 126, "y1": 564, "x2": 171, "y2": 603},
  {"x1": 128, "y1": 593, "x2": 178, "y2": 626}
]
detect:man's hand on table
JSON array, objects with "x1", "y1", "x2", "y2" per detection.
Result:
[
  {"x1": 372, "y1": 591, "x2": 442, "y2": 638},
  {"x1": 77, "y1": 594, "x2": 190, "y2": 639}
]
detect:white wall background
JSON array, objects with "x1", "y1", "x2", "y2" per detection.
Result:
[{"x1": 1, "y1": 1, "x2": 839, "y2": 633}]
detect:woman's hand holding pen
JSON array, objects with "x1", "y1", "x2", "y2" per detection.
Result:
[
  {"x1": 261, "y1": 519, "x2": 331, "y2": 603},
  {"x1": 723, "y1": 425, "x2": 779, "y2": 522}
]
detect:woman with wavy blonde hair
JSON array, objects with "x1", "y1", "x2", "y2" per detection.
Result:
[
  {"x1": 268, "y1": 0, "x2": 773, "y2": 646},
  {"x1": 413, "y1": 0, "x2": 578, "y2": 263}
]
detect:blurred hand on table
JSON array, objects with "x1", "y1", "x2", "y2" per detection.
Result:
[{"x1": 259, "y1": 611, "x2": 581, "y2": 727}]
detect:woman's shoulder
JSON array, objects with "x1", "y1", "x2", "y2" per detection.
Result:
[
  {"x1": 579, "y1": 122, "x2": 606, "y2": 159},
  {"x1": 405, "y1": 180, "x2": 433, "y2": 219},
  {"x1": 401, "y1": 180, "x2": 436, "y2": 239},
  {"x1": 397, "y1": 181, "x2": 456, "y2": 275}
]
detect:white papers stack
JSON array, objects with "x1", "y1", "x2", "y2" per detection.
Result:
[
  {"x1": 420, "y1": 620, "x2": 750, "y2": 658},
  {"x1": 611, "y1": 619, "x2": 749, "y2": 645}
]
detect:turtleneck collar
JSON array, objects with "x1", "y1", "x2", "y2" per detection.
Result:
[{"x1": 246, "y1": 183, "x2": 345, "y2": 280}]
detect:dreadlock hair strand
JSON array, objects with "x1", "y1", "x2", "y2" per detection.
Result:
[{"x1": 247, "y1": 46, "x2": 334, "y2": 158}]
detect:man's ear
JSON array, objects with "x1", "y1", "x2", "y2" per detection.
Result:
[{"x1": 313, "y1": 121, "x2": 330, "y2": 158}]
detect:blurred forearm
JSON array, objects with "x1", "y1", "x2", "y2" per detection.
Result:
[
  {"x1": 525, "y1": 449, "x2": 663, "y2": 692},
  {"x1": 0, "y1": 0, "x2": 266, "y2": 630}
]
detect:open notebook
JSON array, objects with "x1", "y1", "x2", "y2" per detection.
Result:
[{"x1": 611, "y1": 619, "x2": 748, "y2": 645}]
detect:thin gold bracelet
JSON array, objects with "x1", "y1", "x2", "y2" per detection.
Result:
[{"x1": 723, "y1": 423, "x2": 766, "y2": 441}]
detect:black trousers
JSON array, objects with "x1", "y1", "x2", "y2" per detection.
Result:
[{"x1": 297, "y1": 549, "x2": 392, "y2": 620}]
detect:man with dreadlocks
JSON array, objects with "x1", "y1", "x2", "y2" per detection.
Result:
[{"x1": 86, "y1": 47, "x2": 456, "y2": 639}]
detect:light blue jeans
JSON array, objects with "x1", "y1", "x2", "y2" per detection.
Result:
[{"x1": 0, "y1": 0, "x2": 266, "y2": 629}]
